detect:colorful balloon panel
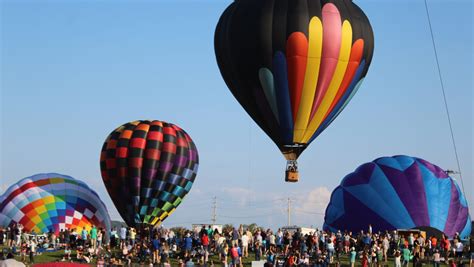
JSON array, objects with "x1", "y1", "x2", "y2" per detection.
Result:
[
  {"x1": 0, "y1": 173, "x2": 111, "y2": 234},
  {"x1": 100, "y1": 120, "x2": 199, "y2": 227},
  {"x1": 215, "y1": 0, "x2": 374, "y2": 160},
  {"x1": 324, "y1": 156, "x2": 471, "y2": 239}
]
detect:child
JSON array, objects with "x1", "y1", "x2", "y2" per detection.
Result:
[
  {"x1": 394, "y1": 250, "x2": 401, "y2": 267},
  {"x1": 20, "y1": 242, "x2": 27, "y2": 262},
  {"x1": 63, "y1": 244, "x2": 72, "y2": 261}
]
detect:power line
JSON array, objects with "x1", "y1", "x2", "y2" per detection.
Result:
[
  {"x1": 163, "y1": 218, "x2": 211, "y2": 226},
  {"x1": 214, "y1": 198, "x2": 287, "y2": 206},
  {"x1": 423, "y1": 0, "x2": 467, "y2": 201},
  {"x1": 293, "y1": 209, "x2": 325, "y2": 215},
  {"x1": 219, "y1": 213, "x2": 275, "y2": 219},
  {"x1": 180, "y1": 202, "x2": 212, "y2": 209}
]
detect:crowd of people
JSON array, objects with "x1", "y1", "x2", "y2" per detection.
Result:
[{"x1": 0, "y1": 222, "x2": 472, "y2": 266}]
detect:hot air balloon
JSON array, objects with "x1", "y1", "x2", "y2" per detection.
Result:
[
  {"x1": 100, "y1": 120, "x2": 199, "y2": 227},
  {"x1": 324, "y1": 156, "x2": 471, "y2": 239},
  {"x1": 215, "y1": 0, "x2": 374, "y2": 182},
  {"x1": 0, "y1": 173, "x2": 111, "y2": 235}
]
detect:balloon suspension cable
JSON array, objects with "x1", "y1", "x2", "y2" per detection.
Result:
[
  {"x1": 248, "y1": 118, "x2": 251, "y2": 195},
  {"x1": 424, "y1": 0, "x2": 467, "y2": 202}
]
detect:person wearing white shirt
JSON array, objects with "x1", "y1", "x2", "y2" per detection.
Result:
[
  {"x1": 382, "y1": 236, "x2": 390, "y2": 262},
  {"x1": 119, "y1": 227, "x2": 127, "y2": 249},
  {"x1": 269, "y1": 233, "x2": 276, "y2": 247},
  {"x1": 29, "y1": 240, "x2": 36, "y2": 264},
  {"x1": 455, "y1": 241, "x2": 463, "y2": 258},
  {"x1": 241, "y1": 234, "x2": 249, "y2": 258},
  {"x1": 433, "y1": 250, "x2": 441, "y2": 267}
]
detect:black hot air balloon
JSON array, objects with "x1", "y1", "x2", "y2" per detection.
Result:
[
  {"x1": 100, "y1": 120, "x2": 199, "y2": 227},
  {"x1": 215, "y1": 0, "x2": 374, "y2": 182}
]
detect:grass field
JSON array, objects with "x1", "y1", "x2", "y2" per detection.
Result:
[{"x1": 1, "y1": 245, "x2": 458, "y2": 266}]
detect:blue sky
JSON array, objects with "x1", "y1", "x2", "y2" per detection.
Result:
[{"x1": 1, "y1": 0, "x2": 472, "y2": 230}]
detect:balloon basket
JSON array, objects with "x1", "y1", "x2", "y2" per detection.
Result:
[
  {"x1": 285, "y1": 170, "x2": 299, "y2": 182},
  {"x1": 285, "y1": 160, "x2": 299, "y2": 182}
]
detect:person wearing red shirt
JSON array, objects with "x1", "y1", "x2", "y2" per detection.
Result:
[{"x1": 201, "y1": 233, "x2": 210, "y2": 252}]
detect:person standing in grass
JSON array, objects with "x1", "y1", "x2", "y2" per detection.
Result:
[
  {"x1": 276, "y1": 229, "x2": 283, "y2": 252},
  {"x1": 152, "y1": 234, "x2": 160, "y2": 264},
  {"x1": 394, "y1": 250, "x2": 401, "y2": 267},
  {"x1": 64, "y1": 228, "x2": 70, "y2": 248},
  {"x1": 241, "y1": 231, "x2": 249, "y2": 258},
  {"x1": 230, "y1": 243, "x2": 238, "y2": 266},
  {"x1": 16, "y1": 224, "x2": 23, "y2": 246},
  {"x1": 441, "y1": 235, "x2": 451, "y2": 264},
  {"x1": 349, "y1": 247, "x2": 357, "y2": 267},
  {"x1": 255, "y1": 241, "x2": 262, "y2": 261},
  {"x1": 51, "y1": 231, "x2": 56, "y2": 249},
  {"x1": 433, "y1": 249, "x2": 441, "y2": 267},
  {"x1": 376, "y1": 246, "x2": 383, "y2": 267},
  {"x1": 361, "y1": 249, "x2": 369, "y2": 267},
  {"x1": 28, "y1": 239, "x2": 36, "y2": 264},
  {"x1": 202, "y1": 232, "x2": 210, "y2": 254},
  {"x1": 90, "y1": 225, "x2": 97, "y2": 250},
  {"x1": 221, "y1": 243, "x2": 229, "y2": 266},
  {"x1": 20, "y1": 241, "x2": 27, "y2": 262},
  {"x1": 402, "y1": 245, "x2": 411, "y2": 267},
  {"x1": 130, "y1": 227, "x2": 136, "y2": 247},
  {"x1": 454, "y1": 239, "x2": 463, "y2": 259},
  {"x1": 183, "y1": 233, "x2": 193, "y2": 258},
  {"x1": 383, "y1": 235, "x2": 390, "y2": 263},
  {"x1": 81, "y1": 228, "x2": 88, "y2": 247},
  {"x1": 97, "y1": 228, "x2": 103, "y2": 249},
  {"x1": 232, "y1": 227, "x2": 240, "y2": 247},
  {"x1": 120, "y1": 226, "x2": 127, "y2": 249}
]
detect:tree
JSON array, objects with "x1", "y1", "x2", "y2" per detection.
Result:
[
  {"x1": 170, "y1": 227, "x2": 187, "y2": 238},
  {"x1": 243, "y1": 223, "x2": 259, "y2": 233},
  {"x1": 223, "y1": 224, "x2": 234, "y2": 235}
]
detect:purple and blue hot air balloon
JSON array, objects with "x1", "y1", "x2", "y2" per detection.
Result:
[{"x1": 324, "y1": 155, "x2": 471, "y2": 239}]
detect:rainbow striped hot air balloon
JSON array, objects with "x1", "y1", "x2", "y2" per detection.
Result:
[
  {"x1": 324, "y1": 156, "x2": 471, "y2": 239},
  {"x1": 215, "y1": 0, "x2": 374, "y2": 182},
  {"x1": 0, "y1": 173, "x2": 111, "y2": 234}
]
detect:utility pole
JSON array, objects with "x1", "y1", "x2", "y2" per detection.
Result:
[
  {"x1": 287, "y1": 197, "x2": 291, "y2": 226},
  {"x1": 212, "y1": 196, "x2": 217, "y2": 225}
]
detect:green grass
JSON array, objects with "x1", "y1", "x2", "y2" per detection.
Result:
[{"x1": 1, "y1": 245, "x2": 455, "y2": 266}]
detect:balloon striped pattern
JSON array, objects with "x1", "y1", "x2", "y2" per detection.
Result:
[
  {"x1": 215, "y1": 0, "x2": 374, "y2": 159},
  {"x1": 100, "y1": 120, "x2": 199, "y2": 227},
  {"x1": 323, "y1": 156, "x2": 471, "y2": 239},
  {"x1": 0, "y1": 173, "x2": 111, "y2": 234}
]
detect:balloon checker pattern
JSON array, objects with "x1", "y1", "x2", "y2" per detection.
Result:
[
  {"x1": 215, "y1": 0, "x2": 374, "y2": 160},
  {"x1": 324, "y1": 156, "x2": 471, "y2": 239},
  {"x1": 100, "y1": 120, "x2": 199, "y2": 227},
  {"x1": 0, "y1": 173, "x2": 111, "y2": 234}
]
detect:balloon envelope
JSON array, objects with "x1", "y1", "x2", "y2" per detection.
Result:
[
  {"x1": 324, "y1": 155, "x2": 471, "y2": 239},
  {"x1": 0, "y1": 173, "x2": 111, "y2": 234},
  {"x1": 100, "y1": 120, "x2": 199, "y2": 227},
  {"x1": 215, "y1": 0, "x2": 374, "y2": 161}
]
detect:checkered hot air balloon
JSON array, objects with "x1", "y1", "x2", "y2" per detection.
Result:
[
  {"x1": 324, "y1": 155, "x2": 471, "y2": 239},
  {"x1": 0, "y1": 173, "x2": 111, "y2": 234},
  {"x1": 100, "y1": 120, "x2": 199, "y2": 227},
  {"x1": 215, "y1": 0, "x2": 374, "y2": 182}
]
